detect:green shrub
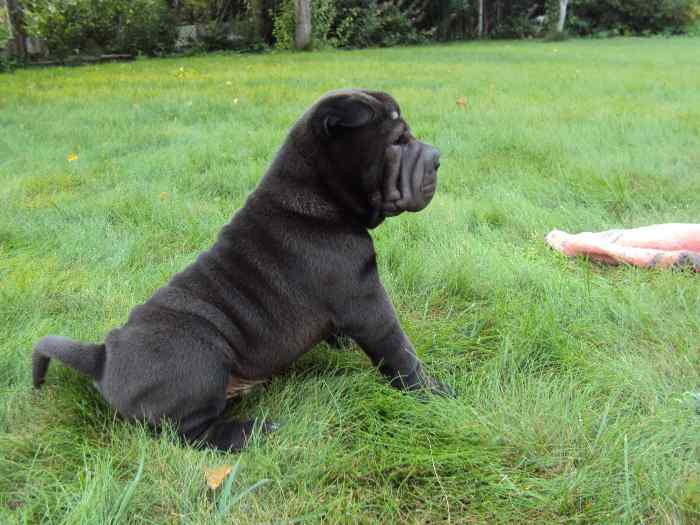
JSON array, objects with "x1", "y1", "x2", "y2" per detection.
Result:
[
  {"x1": 421, "y1": 0, "x2": 698, "y2": 40},
  {"x1": 331, "y1": 5, "x2": 380, "y2": 48},
  {"x1": 493, "y1": 13, "x2": 540, "y2": 39},
  {"x1": 271, "y1": 0, "x2": 295, "y2": 49},
  {"x1": 313, "y1": 0, "x2": 337, "y2": 47},
  {"x1": 272, "y1": 0, "x2": 432, "y2": 50},
  {"x1": 689, "y1": 18, "x2": 700, "y2": 36},
  {"x1": 0, "y1": 55, "x2": 18, "y2": 73},
  {"x1": 196, "y1": 17, "x2": 268, "y2": 52},
  {"x1": 373, "y1": 3, "x2": 433, "y2": 46},
  {"x1": 570, "y1": 0, "x2": 699, "y2": 36},
  {"x1": 114, "y1": 0, "x2": 178, "y2": 55},
  {"x1": 175, "y1": 0, "x2": 267, "y2": 52},
  {"x1": 0, "y1": 7, "x2": 10, "y2": 46},
  {"x1": 25, "y1": 0, "x2": 177, "y2": 58},
  {"x1": 272, "y1": 0, "x2": 336, "y2": 49},
  {"x1": 330, "y1": 0, "x2": 433, "y2": 48}
]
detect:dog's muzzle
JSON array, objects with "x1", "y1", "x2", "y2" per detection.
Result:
[{"x1": 381, "y1": 142, "x2": 440, "y2": 216}]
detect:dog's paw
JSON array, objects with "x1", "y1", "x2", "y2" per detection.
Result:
[
  {"x1": 424, "y1": 376, "x2": 456, "y2": 398},
  {"x1": 261, "y1": 419, "x2": 282, "y2": 435},
  {"x1": 197, "y1": 418, "x2": 281, "y2": 452},
  {"x1": 390, "y1": 366, "x2": 455, "y2": 398}
]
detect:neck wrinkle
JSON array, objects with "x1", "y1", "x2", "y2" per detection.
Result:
[{"x1": 259, "y1": 127, "x2": 373, "y2": 229}]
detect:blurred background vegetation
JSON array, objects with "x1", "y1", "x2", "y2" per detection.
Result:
[{"x1": 1, "y1": 0, "x2": 698, "y2": 65}]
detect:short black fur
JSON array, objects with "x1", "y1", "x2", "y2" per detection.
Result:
[{"x1": 32, "y1": 89, "x2": 451, "y2": 451}]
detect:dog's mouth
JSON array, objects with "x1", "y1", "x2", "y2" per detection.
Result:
[{"x1": 380, "y1": 143, "x2": 440, "y2": 216}]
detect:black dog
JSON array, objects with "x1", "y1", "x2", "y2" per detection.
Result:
[{"x1": 33, "y1": 89, "x2": 451, "y2": 451}]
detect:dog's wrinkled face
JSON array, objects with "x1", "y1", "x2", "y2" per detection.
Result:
[{"x1": 304, "y1": 89, "x2": 441, "y2": 228}]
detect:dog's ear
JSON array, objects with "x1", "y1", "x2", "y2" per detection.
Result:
[{"x1": 314, "y1": 94, "x2": 375, "y2": 138}]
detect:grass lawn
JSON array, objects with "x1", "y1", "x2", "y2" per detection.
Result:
[{"x1": 1, "y1": 37, "x2": 700, "y2": 524}]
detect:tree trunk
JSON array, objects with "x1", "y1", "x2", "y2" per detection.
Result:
[
  {"x1": 6, "y1": 0, "x2": 28, "y2": 60},
  {"x1": 477, "y1": 0, "x2": 484, "y2": 37},
  {"x1": 556, "y1": 0, "x2": 569, "y2": 32},
  {"x1": 496, "y1": 1, "x2": 501, "y2": 31},
  {"x1": 294, "y1": 0, "x2": 311, "y2": 50}
]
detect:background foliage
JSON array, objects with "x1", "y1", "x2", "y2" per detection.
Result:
[
  {"x1": 0, "y1": 5, "x2": 9, "y2": 43},
  {"x1": 24, "y1": 0, "x2": 178, "y2": 57},
  {"x1": 569, "y1": 0, "x2": 698, "y2": 35},
  {"x1": 9, "y1": 0, "x2": 699, "y2": 60},
  {"x1": 271, "y1": 0, "x2": 337, "y2": 50}
]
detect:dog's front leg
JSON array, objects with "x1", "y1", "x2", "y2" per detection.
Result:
[{"x1": 340, "y1": 286, "x2": 453, "y2": 397}]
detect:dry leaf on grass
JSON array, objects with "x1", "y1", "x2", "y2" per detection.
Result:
[
  {"x1": 204, "y1": 465, "x2": 233, "y2": 490},
  {"x1": 456, "y1": 96, "x2": 467, "y2": 110}
]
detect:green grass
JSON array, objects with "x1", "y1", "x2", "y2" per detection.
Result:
[{"x1": 1, "y1": 37, "x2": 700, "y2": 523}]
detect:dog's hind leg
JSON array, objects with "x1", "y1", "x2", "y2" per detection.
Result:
[{"x1": 183, "y1": 417, "x2": 277, "y2": 452}]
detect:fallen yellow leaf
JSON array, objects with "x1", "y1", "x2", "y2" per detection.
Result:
[{"x1": 204, "y1": 465, "x2": 232, "y2": 490}]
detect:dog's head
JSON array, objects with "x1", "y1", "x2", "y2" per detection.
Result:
[{"x1": 294, "y1": 89, "x2": 440, "y2": 228}]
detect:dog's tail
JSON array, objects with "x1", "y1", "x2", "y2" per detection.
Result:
[{"x1": 32, "y1": 335, "x2": 106, "y2": 388}]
